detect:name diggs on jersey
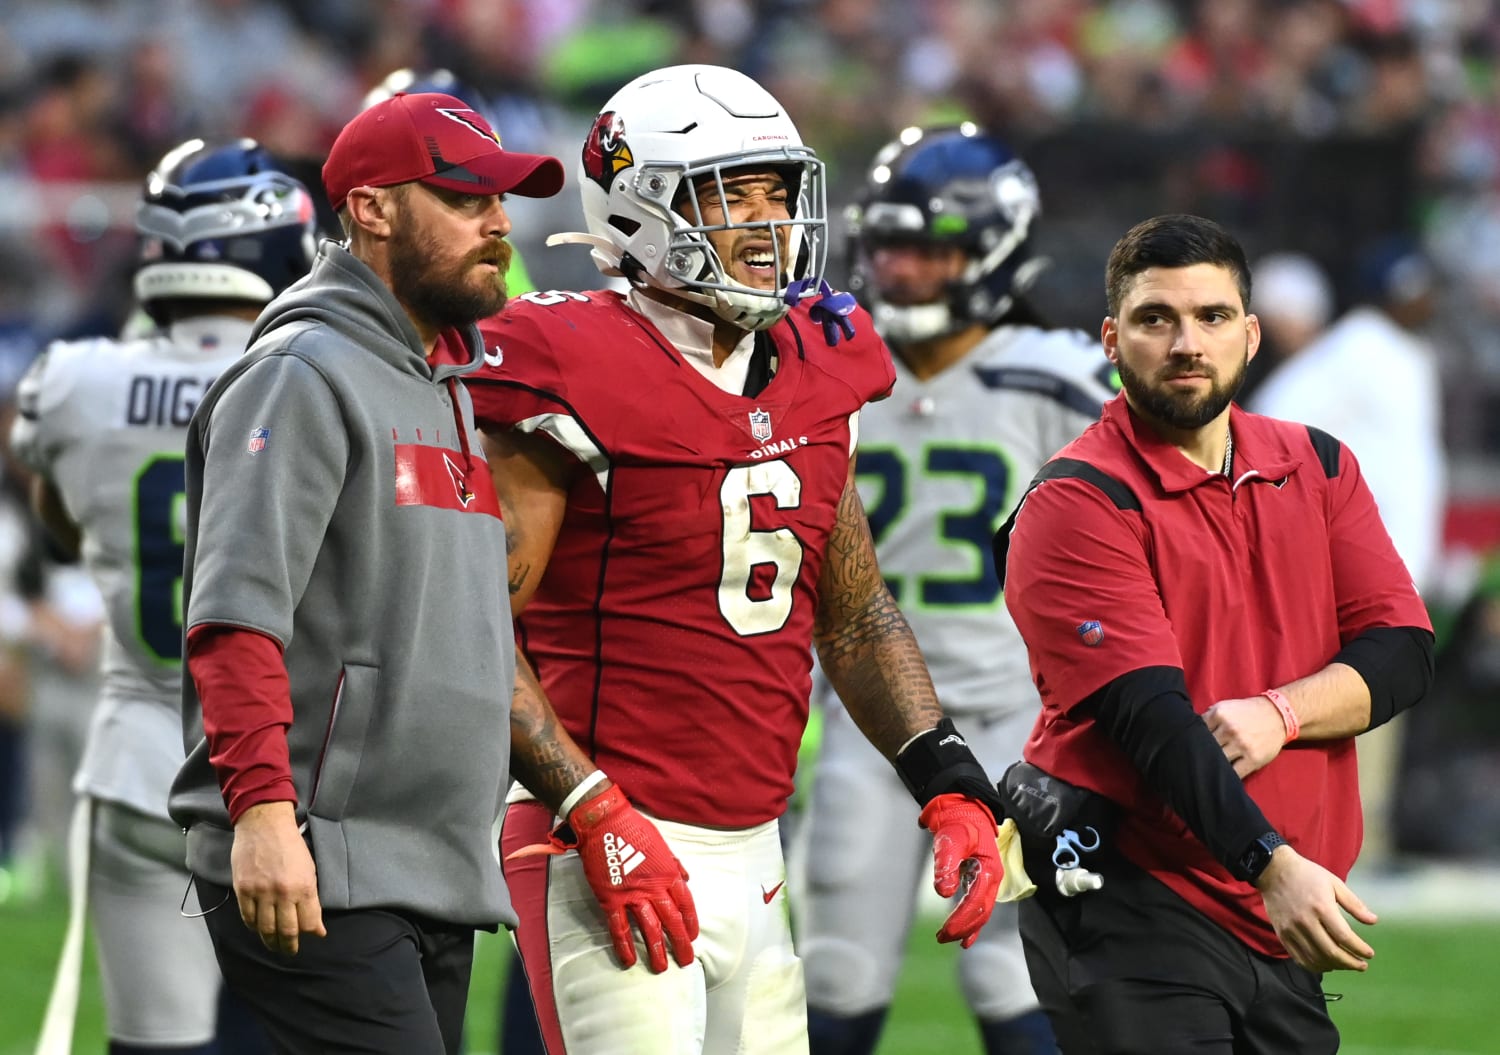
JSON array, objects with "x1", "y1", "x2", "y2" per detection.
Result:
[
  {"x1": 127, "y1": 374, "x2": 215, "y2": 428},
  {"x1": 749, "y1": 435, "x2": 808, "y2": 460}
]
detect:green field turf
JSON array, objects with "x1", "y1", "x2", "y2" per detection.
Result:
[{"x1": 3, "y1": 892, "x2": 1495, "y2": 1055}]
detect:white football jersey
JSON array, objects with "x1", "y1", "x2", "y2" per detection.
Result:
[
  {"x1": 857, "y1": 324, "x2": 1115, "y2": 718},
  {"x1": 9, "y1": 316, "x2": 253, "y2": 816}
]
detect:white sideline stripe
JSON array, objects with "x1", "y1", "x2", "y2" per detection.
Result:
[
  {"x1": 1342, "y1": 862, "x2": 1500, "y2": 921},
  {"x1": 31, "y1": 797, "x2": 91, "y2": 1055}
]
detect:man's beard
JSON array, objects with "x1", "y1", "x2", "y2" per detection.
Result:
[
  {"x1": 389, "y1": 222, "x2": 511, "y2": 330},
  {"x1": 1116, "y1": 348, "x2": 1248, "y2": 430}
]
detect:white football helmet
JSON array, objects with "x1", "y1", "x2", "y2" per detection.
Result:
[{"x1": 557, "y1": 64, "x2": 827, "y2": 331}]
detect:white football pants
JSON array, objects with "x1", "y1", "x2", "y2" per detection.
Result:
[{"x1": 503, "y1": 800, "x2": 808, "y2": 1055}]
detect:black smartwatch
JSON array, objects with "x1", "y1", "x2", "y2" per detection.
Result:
[{"x1": 1237, "y1": 831, "x2": 1287, "y2": 884}]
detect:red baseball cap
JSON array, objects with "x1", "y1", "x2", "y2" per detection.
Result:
[{"x1": 322, "y1": 92, "x2": 564, "y2": 211}]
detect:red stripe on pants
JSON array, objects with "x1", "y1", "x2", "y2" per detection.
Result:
[{"x1": 502, "y1": 801, "x2": 568, "y2": 1054}]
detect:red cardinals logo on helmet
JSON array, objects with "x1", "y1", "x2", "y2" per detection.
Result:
[{"x1": 582, "y1": 110, "x2": 633, "y2": 192}]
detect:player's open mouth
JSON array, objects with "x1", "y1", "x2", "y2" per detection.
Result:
[{"x1": 737, "y1": 249, "x2": 779, "y2": 287}]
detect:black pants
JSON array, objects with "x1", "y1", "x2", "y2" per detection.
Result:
[
  {"x1": 1017, "y1": 856, "x2": 1340, "y2": 1055},
  {"x1": 196, "y1": 878, "x2": 476, "y2": 1055}
]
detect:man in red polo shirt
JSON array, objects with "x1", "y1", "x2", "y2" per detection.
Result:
[{"x1": 998, "y1": 214, "x2": 1434, "y2": 1054}]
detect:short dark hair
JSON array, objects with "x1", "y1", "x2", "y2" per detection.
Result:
[{"x1": 1105, "y1": 214, "x2": 1252, "y2": 316}]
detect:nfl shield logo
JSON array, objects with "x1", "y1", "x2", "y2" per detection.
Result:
[
  {"x1": 1077, "y1": 620, "x2": 1104, "y2": 647},
  {"x1": 247, "y1": 427, "x2": 270, "y2": 455},
  {"x1": 749, "y1": 408, "x2": 773, "y2": 443}
]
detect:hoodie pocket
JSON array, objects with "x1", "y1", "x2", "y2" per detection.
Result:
[{"x1": 307, "y1": 662, "x2": 380, "y2": 822}]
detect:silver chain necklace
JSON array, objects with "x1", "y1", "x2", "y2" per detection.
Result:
[{"x1": 1222, "y1": 429, "x2": 1235, "y2": 476}]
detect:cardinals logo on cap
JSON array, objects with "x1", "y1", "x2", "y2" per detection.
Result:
[
  {"x1": 436, "y1": 107, "x2": 502, "y2": 147},
  {"x1": 582, "y1": 111, "x2": 633, "y2": 192}
]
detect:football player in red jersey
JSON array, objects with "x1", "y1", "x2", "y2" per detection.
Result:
[{"x1": 466, "y1": 65, "x2": 1009, "y2": 1055}]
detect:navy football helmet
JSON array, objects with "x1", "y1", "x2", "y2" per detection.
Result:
[
  {"x1": 134, "y1": 138, "x2": 317, "y2": 316},
  {"x1": 846, "y1": 124, "x2": 1043, "y2": 343}
]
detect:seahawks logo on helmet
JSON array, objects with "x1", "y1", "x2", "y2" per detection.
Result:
[{"x1": 582, "y1": 110, "x2": 633, "y2": 193}]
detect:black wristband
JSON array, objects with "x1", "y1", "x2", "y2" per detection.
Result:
[{"x1": 894, "y1": 718, "x2": 1006, "y2": 819}]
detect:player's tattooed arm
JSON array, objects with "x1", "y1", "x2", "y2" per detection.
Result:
[
  {"x1": 510, "y1": 649, "x2": 610, "y2": 812},
  {"x1": 813, "y1": 461, "x2": 943, "y2": 759},
  {"x1": 481, "y1": 428, "x2": 577, "y2": 614}
]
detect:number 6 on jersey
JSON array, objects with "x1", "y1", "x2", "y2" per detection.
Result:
[{"x1": 718, "y1": 459, "x2": 804, "y2": 636}]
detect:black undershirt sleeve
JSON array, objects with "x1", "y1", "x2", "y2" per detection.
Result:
[
  {"x1": 1084, "y1": 666, "x2": 1272, "y2": 881},
  {"x1": 1332, "y1": 625, "x2": 1435, "y2": 730}
]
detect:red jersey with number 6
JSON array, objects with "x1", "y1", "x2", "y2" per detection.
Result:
[{"x1": 468, "y1": 290, "x2": 894, "y2": 827}]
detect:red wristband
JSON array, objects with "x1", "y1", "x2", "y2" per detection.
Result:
[{"x1": 1261, "y1": 688, "x2": 1299, "y2": 743}]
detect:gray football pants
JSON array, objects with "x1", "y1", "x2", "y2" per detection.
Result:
[
  {"x1": 90, "y1": 799, "x2": 225, "y2": 1045},
  {"x1": 798, "y1": 705, "x2": 1041, "y2": 1020}
]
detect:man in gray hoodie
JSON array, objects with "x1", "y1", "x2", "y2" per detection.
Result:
[{"x1": 168, "y1": 92, "x2": 563, "y2": 1053}]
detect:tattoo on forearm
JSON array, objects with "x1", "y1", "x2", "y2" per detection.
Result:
[
  {"x1": 814, "y1": 475, "x2": 942, "y2": 758},
  {"x1": 818, "y1": 593, "x2": 941, "y2": 758},
  {"x1": 502, "y1": 504, "x2": 528, "y2": 596},
  {"x1": 508, "y1": 561, "x2": 532, "y2": 596},
  {"x1": 813, "y1": 477, "x2": 881, "y2": 640},
  {"x1": 509, "y1": 660, "x2": 592, "y2": 812}
]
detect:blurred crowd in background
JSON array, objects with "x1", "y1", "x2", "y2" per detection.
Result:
[{"x1": 2, "y1": 0, "x2": 1500, "y2": 900}]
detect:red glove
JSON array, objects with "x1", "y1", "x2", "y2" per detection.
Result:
[
  {"x1": 508, "y1": 785, "x2": 699, "y2": 972},
  {"x1": 919, "y1": 793, "x2": 1003, "y2": 948}
]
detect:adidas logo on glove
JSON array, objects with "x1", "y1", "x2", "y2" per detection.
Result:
[{"x1": 603, "y1": 832, "x2": 646, "y2": 885}]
